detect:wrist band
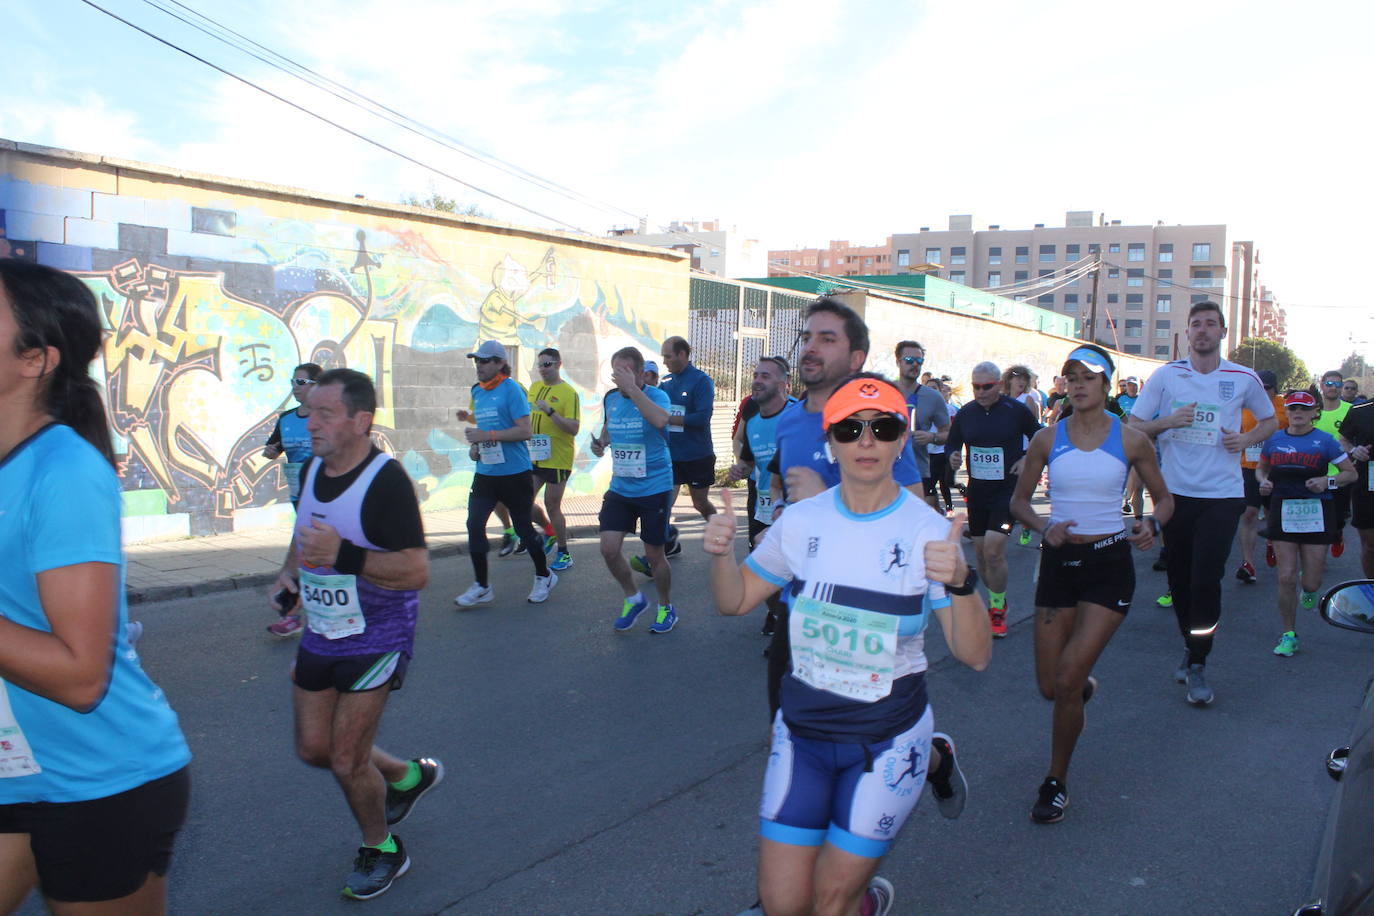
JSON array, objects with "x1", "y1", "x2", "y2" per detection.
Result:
[{"x1": 334, "y1": 539, "x2": 366, "y2": 575}]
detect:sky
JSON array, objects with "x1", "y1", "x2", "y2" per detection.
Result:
[{"x1": 4, "y1": 0, "x2": 1371, "y2": 374}]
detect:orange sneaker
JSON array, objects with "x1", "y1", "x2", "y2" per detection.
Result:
[{"x1": 989, "y1": 607, "x2": 1008, "y2": 638}]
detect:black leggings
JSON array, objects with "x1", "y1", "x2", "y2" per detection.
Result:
[
  {"x1": 928, "y1": 452, "x2": 953, "y2": 510},
  {"x1": 1162, "y1": 495, "x2": 1245, "y2": 665},
  {"x1": 467, "y1": 471, "x2": 548, "y2": 583}
]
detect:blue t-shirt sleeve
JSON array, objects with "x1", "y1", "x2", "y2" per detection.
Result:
[
  {"x1": 506, "y1": 382, "x2": 531, "y2": 420},
  {"x1": 894, "y1": 440, "x2": 922, "y2": 484},
  {"x1": 30, "y1": 455, "x2": 122, "y2": 575}
]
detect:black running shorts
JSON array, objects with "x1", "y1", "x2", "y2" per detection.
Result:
[
  {"x1": 293, "y1": 647, "x2": 410, "y2": 693},
  {"x1": 1034, "y1": 532, "x2": 1136, "y2": 614},
  {"x1": 0, "y1": 766, "x2": 190, "y2": 903},
  {"x1": 1265, "y1": 496, "x2": 1340, "y2": 545},
  {"x1": 966, "y1": 485, "x2": 1016, "y2": 538}
]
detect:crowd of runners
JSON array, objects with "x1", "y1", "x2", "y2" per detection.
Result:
[{"x1": 5, "y1": 256, "x2": 1374, "y2": 915}]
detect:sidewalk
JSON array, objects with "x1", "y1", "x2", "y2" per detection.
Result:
[{"x1": 124, "y1": 493, "x2": 612, "y2": 605}]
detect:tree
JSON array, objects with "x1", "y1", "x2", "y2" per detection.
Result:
[
  {"x1": 1231, "y1": 337, "x2": 1310, "y2": 389},
  {"x1": 400, "y1": 188, "x2": 491, "y2": 219},
  {"x1": 1338, "y1": 350, "x2": 1368, "y2": 380}
]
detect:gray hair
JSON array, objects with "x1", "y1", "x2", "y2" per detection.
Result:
[{"x1": 972, "y1": 361, "x2": 1001, "y2": 378}]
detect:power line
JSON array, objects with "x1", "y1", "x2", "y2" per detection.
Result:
[{"x1": 74, "y1": 0, "x2": 600, "y2": 232}]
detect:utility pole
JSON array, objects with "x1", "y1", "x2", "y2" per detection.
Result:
[{"x1": 1085, "y1": 256, "x2": 1101, "y2": 343}]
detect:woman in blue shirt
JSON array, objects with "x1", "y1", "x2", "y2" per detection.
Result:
[
  {"x1": 0, "y1": 260, "x2": 190, "y2": 913},
  {"x1": 1257, "y1": 389, "x2": 1357, "y2": 657}
]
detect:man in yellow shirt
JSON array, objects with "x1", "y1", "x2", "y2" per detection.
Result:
[
  {"x1": 1315, "y1": 369, "x2": 1354, "y2": 557},
  {"x1": 528, "y1": 348, "x2": 581, "y2": 570}
]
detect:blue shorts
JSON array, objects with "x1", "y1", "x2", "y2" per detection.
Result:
[
  {"x1": 599, "y1": 489, "x2": 673, "y2": 545},
  {"x1": 759, "y1": 706, "x2": 934, "y2": 858}
]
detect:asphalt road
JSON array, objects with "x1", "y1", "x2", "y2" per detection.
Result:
[{"x1": 21, "y1": 515, "x2": 1373, "y2": 915}]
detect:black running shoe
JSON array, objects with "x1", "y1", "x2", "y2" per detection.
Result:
[
  {"x1": 385, "y1": 757, "x2": 444, "y2": 826},
  {"x1": 664, "y1": 538, "x2": 683, "y2": 558},
  {"x1": 341, "y1": 836, "x2": 410, "y2": 900},
  {"x1": 1030, "y1": 777, "x2": 1067, "y2": 824},
  {"x1": 926, "y1": 732, "x2": 967, "y2": 819}
]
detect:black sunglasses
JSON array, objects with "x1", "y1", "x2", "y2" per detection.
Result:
[
  {"x1": 829, "y1": 416, "x2": 908, "y2": 444},
  {"x1": 473, "y1": 356, "x2": 499, "y2": 365},
  {"x1": 291, "y1": 378, "x2": 317, "y2": 386},
  {"x1": 538, "y1": 361, "x2": 558, "y2": 368},
  {"x1": 971, "y1": 382, "x2": 997, "y2": 392}
]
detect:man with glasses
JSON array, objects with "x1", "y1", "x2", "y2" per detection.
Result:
[
  {"x1": 946, "y1": 362, "x2": 1042, "y2": 636},
  {"x1": 1341, "y1": 379, "x2": 1366, "y2": 405},
  {"x1": 1129, "y1": 301, "x2": 1275, "y2": 706},
  {"x1": 895, "y1": 340, "x2": 950, "y2": 509},
  {"x1": 1315, "y1": 370, "x2": 1355, "y2": 557},
  {"x1": 264, "y1": 361, "x2": 323, "y2": 637},
  {"x1": 527, "y1": 348, "x2": 581, "y2": 571},
  {"x1": 453, "y1": 341, "x2": 559, "y2": 607},
  {"x1": 727, "y1": 356, "x2": 796, "y2": 644},
  {"x1": 1235, "y1": 370, "x2": 1286, "y2": 583}
]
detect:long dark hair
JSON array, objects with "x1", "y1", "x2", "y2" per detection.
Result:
[{"x1": 1, "y1": 259, "x2": 115, "y2": 466}]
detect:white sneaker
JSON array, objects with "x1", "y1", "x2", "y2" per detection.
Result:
[
  {"x1": 454, "y1": 583, "x2": 494, "y2": 608},
  {"x1": 527, "y1": 572, "x2": 559, "y2": 604}
]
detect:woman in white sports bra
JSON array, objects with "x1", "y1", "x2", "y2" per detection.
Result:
[{"x1": 1011, "y1": 345, "x2": 1173, "y2": 825}]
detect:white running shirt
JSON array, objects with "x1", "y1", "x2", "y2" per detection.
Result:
[{"x1": 1130, "y1": 358, "x2": 1274, "y2": 499}]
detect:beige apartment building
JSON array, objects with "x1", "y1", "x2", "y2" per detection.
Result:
[
  {"x1": 610, "y1": 219, "x2": 766, "y2": 278},
  {"x1": 771, "y1": 211, "x2": 1285, "y2": 357}
]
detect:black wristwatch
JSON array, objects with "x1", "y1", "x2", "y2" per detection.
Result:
[
  {"x1": 947, "y1": 567, "x2": 979, "y2": 596},
  {"x1": 544, "y1": 406, "x2": 555, "y2": 416}
]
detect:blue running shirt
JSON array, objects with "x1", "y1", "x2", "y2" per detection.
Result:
[
  {"x1": 471, "y1": 378, "x2": 532, "y2": 476},
  {"x1": 605, "y1": 385, "x2": 674, "y2": 497}
]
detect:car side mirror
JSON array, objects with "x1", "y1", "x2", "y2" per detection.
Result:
[{"x1": 1319, "y1": 580, "x2": 1374, "y2": 634}]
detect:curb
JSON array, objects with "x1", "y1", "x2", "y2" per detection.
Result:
[{"x1": 124, "y1": 521, "x2": 608, "y2": 606}]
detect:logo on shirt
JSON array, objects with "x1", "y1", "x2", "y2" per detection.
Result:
[
  {"x1": 1219, "y1": 381, "x2": 1235, "y2": 400},
  {"x1": 807, "y1": 537, "x2": 820, "y2": 557},
  {"x1": 881, "y1": 538, "x2": 913, "y2": 577}
]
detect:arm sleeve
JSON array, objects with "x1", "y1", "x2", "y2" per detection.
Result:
[
  {"x1": 1130, "y1": 375, "x2": 1164, "y2": 422},
  {"x1": 945, "y1": 411, "x2": 964, "y2": 455},
  {"x1": 360, "y1": 462, "x2": 428, "y2": 551},
  {"x1": 742, "y1": 515, "x2": 792, "y2": 586},
  {"x1": 684, "y1": 373, "x2": 715, "y2": 429},
  {"x1": 31, "y1": 457, "x2": 123, "y2": 574}
]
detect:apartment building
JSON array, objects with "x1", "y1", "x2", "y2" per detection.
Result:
[
  {"x1": 771, "y1": 212, "x2": 1280, "y2": 359},
  {"x1": 609, "y1": 219, "x2": 766, "y2": 278},
  {"x1": 769, "y1": 238, "x2": 895, "y2": 276}
]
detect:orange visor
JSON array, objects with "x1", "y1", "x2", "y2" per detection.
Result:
[{"x1": 822, "y1": 378, "x2": 910, "y2": 430}]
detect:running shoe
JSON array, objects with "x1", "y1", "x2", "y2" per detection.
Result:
[
  {"x1": 1332, "y1": 535, "x2": 1345, "y2": 558},
  {"x1": 514, "y1": 539, "x2": 527, "y2": 555},
  {"x1": 1152, "y1": 552, "x2": 1168, "y2": 572},
  {"x1": 341, "y1": 836, "x2": 410, "y2": 900},
  {"x1": 1185, "y1": 664, "x2": 1214, "y2": 706},
  {"x1": 864, "y1": 876, "x2": 895, "y2": 916},
  {"x1": 1156, "y1": 591, "x2": 1173, "y2": 609},
  {"x1": 496, "y1": 532, "x2": 517, "y2": 558},
  {"x1": 267, "y1": 614, "x2": 304, "y2": 638},
  {"x1": 649, "y1": 604, "x2": 678, "y2": 634},
  {"x1": 454, "y1": 583, "x2": 494, "y2": 608},
  {"x1": 1122, "y1": 501, "x2": 1132, "y2": 516},
  {"x1": 630, "y1": 555, "x2": 653, "y2": 576},
  {"x1": 1174, "y1": 652, "x2": 1190, "y2": 684},
  {"x1": 543, "y1": 534, "x2": 558, "y2": 556},
  {"x1": 527, "y1": 572, "x2": 559, "y2": 604},
  {"x1": 664, "y1": 538, "x2": 683, "y2": 558},
  {"x1": 385, "y1": 758, "x2": 444, "y2": 826},
  {"x1": 989, "y1": 607, "x2": 1007, "y2": 638},
  {"x1": 1030, "y1": 777, "x2": 1068, "y2": 824},
  {"x1": 1018, "y1": 528, "x2": 1033, "y2": 547},
  {"x1": 614, "y1": 594, "x2": 649, "y2": 631},
  {"x1": 549, "y1": 551, "x2": 574, "y2": 571},
  {"x1": 926, "y1": 732, "x2": 967, "y2": 819},
  {"x1": 1273, "y1": 631, "x2": 1299, "y2": 657},
  {"x1": 1235, "y1": 562, "x2": 1257, "y2": 584},
  {"x1": 1265, "y1": 542, "x2": 1277, "y2": 567}
]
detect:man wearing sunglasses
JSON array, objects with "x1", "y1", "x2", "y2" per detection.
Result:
[
  {"x1": 453, "y1": 341, "x2": 558, "y2": 608},
  {"x1": 1315, "y1": 369, "x2": 1355, "y2": 558},
  {"x1": 528, "y1": 348, "x2": 581, "y2": 571},
  {"x1": 946, "y1": 362, "x2": 1043, "y2": 636},
  {"x1": 1342, "y1": 378, "x2": 1366, "y2": 405},
  {"x1": 895, "y1": 341, "x2": 950, "y2": 510},
  {"x1": 263, "y1": 361, "x2": 323, "y2": 637}
]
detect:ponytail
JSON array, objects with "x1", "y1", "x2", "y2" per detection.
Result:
[{"x1": 0, "y1": 259, "x2": 117, "y2": 467}]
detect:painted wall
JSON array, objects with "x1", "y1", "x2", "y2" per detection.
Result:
[{"x1": 0, "y1": 141, "x2": 688, "y2": 542}]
